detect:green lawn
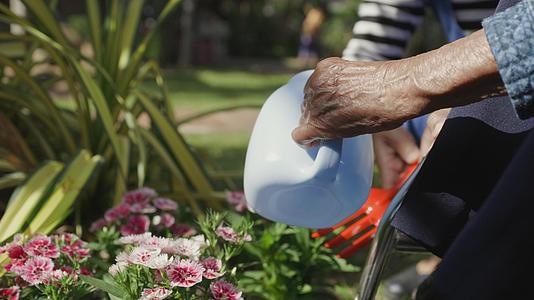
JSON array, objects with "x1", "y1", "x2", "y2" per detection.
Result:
[{"x1": 142, "y1": 67, "x2": 293, "y2": 111}]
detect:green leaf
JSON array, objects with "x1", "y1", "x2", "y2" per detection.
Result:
[
  {"x1": 86, "y1": 0, "x2": 102, "y2": 62},
  {"x1": 0, "y1": 162, "x2": 63, "y2": 243},
  {"x1": 118, "y1": 0, "x2": 144, "y2": 71},
  {"x1": 26, "y1": 150, "x2": 102, "y2": 234},
  {"x1": 71, "y1": 61, "x2": 127, "y2": 179},
  {"x1": 80, "y1": 275, "x2": 126, "y2": 299},
  {"x1": 136, "y1": 91, "x2": 219, "y2": 208},
  {"x1": 20, "y1": 0, "x2": 69, "y2": 45},
  {"x1": 0, "y1": 172, "x2": 26, "y2": 190},
  {"x1": 118, "y1": 0, "x2": 181, "y2": 92}
]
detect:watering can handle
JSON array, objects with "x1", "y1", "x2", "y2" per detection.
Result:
[{"x1": 312, "y1": 139, "x2": 343, "y2": 181}]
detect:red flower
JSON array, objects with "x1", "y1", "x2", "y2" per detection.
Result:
[
  {"x1": 104, "y1": 203, "x2": 130, "y2": 222},
  {"x1": 120, "y1": 215, "x2": 150, "y2": 236},
  {"x1": 170, "y1": 224, "x2": 196, "y2": 237},
  {"x1": 0, "y1": 285, "x2": 20, "y2": 300}
]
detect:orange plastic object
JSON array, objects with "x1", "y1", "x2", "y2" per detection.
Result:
[{"x1": 312, "y1": 163, "x2": 418, "y2": 258}]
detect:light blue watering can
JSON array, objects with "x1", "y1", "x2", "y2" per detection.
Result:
[{"x1": 244, "y1": 70, "x2": 374, "y2": 228}]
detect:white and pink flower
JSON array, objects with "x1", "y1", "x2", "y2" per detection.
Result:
[
  {"x1": 141, "y1": 236, "x2": 172, "y2": 251},
  {"x1": 117, "y1": 232, "x2": 153, "y2": 245},
  {"x1": 146, "y1": 254, "x2": 174, "y2": 269},
  {"x1": 201, "y1": 258, "x2": 225, "y2": 279},
  {"x1": 120, "y1": 215, "x2": 150, "y2": 236},
  {"x1": 140, "y1": 287, "x2": 172, "y2": 300},
  {"x1": 210, "y1": 280, "x2": 243, "y2": 300},
  {"x1": 108, "y1": 262, "x2": 128, "y2": 277},
  {"x1": 129, "y1": 247, "x2": 161, "y2": 267},
  {"x1": 24, "y1": 236, "x2": 59, "y2": 258},
  {"x1": 153, "y1": 197, "x2": 178, "y2": 211},
  {"x1": 167, "y1": 238, "x2": 201, "y2": 258},
  {"x1": 166, "y1": 259, "x2": 205, "y2": 288},
  {"x1": 20, "y1": 256, "x2": 54, "y2": 285}
]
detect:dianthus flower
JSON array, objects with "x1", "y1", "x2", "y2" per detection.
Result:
[
  {"x1": 20, "y1": 256, "x2": 54, "y2": 285},
  {"x1": 120, "y1": 215, "x2": 150, "y2": 236},
  {"x1": 166, "y1": 259, "x2": 205, "y2": 288},
  {"x1": 201, "y1": 257, "x2": 225, "y2": 279},
  {"x1": 210, "y1": 280, "x2": 243, "y2": 300},
  {"x1": 24, "y1": 235, "x2": 59, "y2": 258},
  {"x1": 153, "y1": 198, "x2": 178, "y2": 211},
  {"x1": 140, "y1": 287, "x2": 172, "y2": 300}
]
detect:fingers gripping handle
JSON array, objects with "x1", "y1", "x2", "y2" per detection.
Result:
[{"x1": 312, "y1": 139, "x2": 343, "y2": 181}]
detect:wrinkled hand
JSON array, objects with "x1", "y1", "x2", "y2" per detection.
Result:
[
  {"x1": 292, "y1": 57, "x2": 429, "y2": 145},
  {"x1": 373, "y1": 127, "x2": 420, "y2": 189},
  {"x1": 292, "y1": 30, "x2": 504, "y2": 145}
]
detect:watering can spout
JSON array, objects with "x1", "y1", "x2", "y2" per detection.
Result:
[{"x1": 310, "y1": 139, "x2": 343, "y2": 181}]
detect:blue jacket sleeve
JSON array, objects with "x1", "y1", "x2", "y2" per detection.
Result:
[{"x1": 482, "y1": 0, "x2": 534, "y2": 119}]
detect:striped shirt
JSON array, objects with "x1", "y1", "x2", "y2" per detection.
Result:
[{"x1": 342, "y1": 0, "x2": 498, "y2": 61}]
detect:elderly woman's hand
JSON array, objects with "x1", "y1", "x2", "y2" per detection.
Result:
[
  {"x1": 292, "y1": 30, "x2": 504, "y2": 145},
  {"x1": 292, "y1": 57, "x2": 430, "y2": 145}
]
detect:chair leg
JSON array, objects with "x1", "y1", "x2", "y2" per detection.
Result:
[{"x1": 354, "y1": 226, "x2": 397, "y2": 300}]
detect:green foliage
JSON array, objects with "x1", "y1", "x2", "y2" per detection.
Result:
[
  {"x1": 0, "y1": 150, "x2": 101, "y2": 243},
  {"x1": 0, "y1": 0, "x2": 241, "y2": 236},
  {"x1": 239, "y1": 217, "x2": 360, "y2": 300}
]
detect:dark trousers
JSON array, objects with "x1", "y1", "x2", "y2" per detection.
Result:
[{"x1": 433, "y1": 128, "x2": 534, "y2": 299}]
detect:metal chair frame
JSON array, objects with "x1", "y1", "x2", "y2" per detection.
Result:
[{"x1": 355, "y1": 161, "x2": 427, "y2": 300}]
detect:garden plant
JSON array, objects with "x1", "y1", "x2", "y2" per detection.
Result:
[{"x1": 0, "y1": 1, "x2": 361, "y2": 299}]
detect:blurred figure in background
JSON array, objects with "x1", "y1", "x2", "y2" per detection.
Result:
[
  {"x1": 298, "y1": 4, "x2": 325, "y2": 67},
  {"x1": 340, "y1": 1, "x2": 497, "y2": 299}
]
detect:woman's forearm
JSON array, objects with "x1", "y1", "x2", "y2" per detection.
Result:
[{"x1": 408, "y1": 29, "x2": 506, "y2": 112}]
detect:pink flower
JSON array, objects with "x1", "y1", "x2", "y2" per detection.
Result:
[
  {"x1": 160, "y1": 213, "x2": 175, "y2": 228},
  {"x1": 0, "y1": 285, "x2": 20, "y2": 300},
  {"x1": 122, "y1": 188, "x2": 157, "y2": 213},
  {"x1": 117, "y1": 232, "x2": 152, "y2": 245},
  {"x1": 104, "y1": 203, "x2": 130, "y2": 222},
  {"x1": 201, "y1": 258, "x2": 225, "y2": 279},
  {"x1": 7, "y1": 245, "x2": 26, "y2": 260},
  {"x1": 210, "y1": 280, "x2": 243, "y2": 300},
  {"x1": 56, "y1": 233, "x2": 90, "y2": 260},
  {"x1": 216, "y1": 226, "x2": 251, "y2": 244},
  {"x1": 166, "y1": 259, "x2": 205, "y2": 288},
  {"x1": 140, "y1": 288, "x2": 172, "y2": 300},
  {"x1": 120, "y1": 215, "x2": 150, "y2": 236},
  {"x1": 89, "y1": 218, "x2": 108, "y2": 232},
  {"x1": 170, "y1": 224, "x2": 196, "y2": 237},
  {"x1": 226, "y1": 191, "x2": 247, "y2": 213},
  {"x1": 20, "y1": 256, "x2": 54, "y2": 285},
  {"x1": 129, "y1": 246, "x2": 161, "y2": 267},
  {"x1": 153, "y1": 198, "x2": 178, "y2": 211},
  {"x1": 24, "y1": 236, "x2": 59, "y2": 258}
]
